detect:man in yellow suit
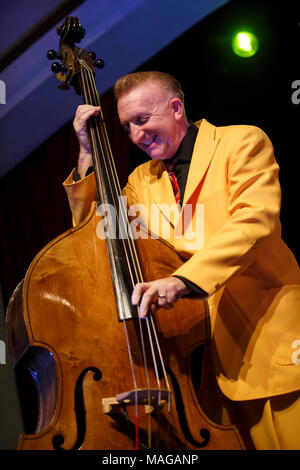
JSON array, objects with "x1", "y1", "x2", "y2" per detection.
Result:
[{"x1": 64, "y1": 71, "x2": 300, "y2": 450}]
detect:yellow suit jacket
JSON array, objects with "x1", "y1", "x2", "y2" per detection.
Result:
[{"x1": 64, "y1": 119, "x2": 300, "y2": 401}]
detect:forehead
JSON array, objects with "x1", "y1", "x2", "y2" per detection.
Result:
[{"x1": 117, "y1": 81, "x2": 170, "y2": 122}]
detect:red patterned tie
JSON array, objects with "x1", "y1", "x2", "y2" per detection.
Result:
[{"x1": 166, "y1": 159, "x2": 180, "y2": 205}]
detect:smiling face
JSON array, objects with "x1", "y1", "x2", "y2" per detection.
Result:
[{"x1": 117, "y1": 81, "x2": 188, "y2": 161}]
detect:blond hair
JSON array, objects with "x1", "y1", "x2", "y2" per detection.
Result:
[{"x1": 113, "y1": 71, "x2": 185, "y2": 104}]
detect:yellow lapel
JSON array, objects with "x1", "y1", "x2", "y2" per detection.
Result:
[
  {"x1": 182, "y1": 119, "x2": 219, "y2": 206},
  {"x1": 144, "y1": 119, "x2": 219, "y2": 229},
  {"x1": 144, "y1": 159, "x2": 180, "y2": 228}
]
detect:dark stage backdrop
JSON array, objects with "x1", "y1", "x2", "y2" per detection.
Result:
[{"x1": 1, "y1": 0, "x2": 299, "y2": 309}]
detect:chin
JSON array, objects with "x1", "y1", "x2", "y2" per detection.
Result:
[
  {"x1": 150, "y1": 155, "x2": 168, "y2": 161},
  {"x1": 149, "y1": 149, "x2": 171, "y2": 160},
  {"x1": 147, "y1": 151, "x2": 163, "y2": 160}
]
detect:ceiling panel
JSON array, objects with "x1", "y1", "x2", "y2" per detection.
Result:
[{"x1": 0, "y1": 0, "x2": 228, "y2": 178}]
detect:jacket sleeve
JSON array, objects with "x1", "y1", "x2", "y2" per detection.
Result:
[
  {"x1": 63, "y1": 169, "x2": 97, "y2": 226},
  {"x1": 172, "y1": 126, "x2": 281, "y2": 295},
  {"x1": 63, "y1": 164, "x2": 139, "y2": 227}
]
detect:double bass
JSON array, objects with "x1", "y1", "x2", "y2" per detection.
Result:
[{"x1": 6, "y1": 17, "x2": 245, "y2": 450}]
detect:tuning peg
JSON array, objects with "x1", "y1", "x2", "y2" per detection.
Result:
[
  {"x1": 57, "y1": 20, "x2": 85, "y2": 43},
  {"x1": 94, "y1": 58, "x2": 105, "y2": 69},
  {"x1": 88, "y1": 52, "x2": 104, "y2": 69},
  {"x1": 56, "y1": 23, "x2": 67, "y2": 37},
  {"x1": 74, "y1": 23, "x2": 85, "y2": 39},
  {"x1": 47, "y1": 49, "x2": 62, "y2": 61},
  {"x1": 51, "y1": 62, "x2": 67, "y2": 74}
]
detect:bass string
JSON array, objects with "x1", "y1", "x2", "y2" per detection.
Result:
[
  {"x1": 80, "y1": 62, "x2": 143, "y2": 287},
  {"x1": 79, "y1": 63, "x2": 148, "y2": 440},
  {"x1": 80, "y1": 62, "x2": 171, "y2": 447},
  {"x1": 80, "y1": 65, "x2": 157, "y2": 449},
  {"x1": 79, "y1": 64, "x2": 142, "y2": 449},
  {"x1": 85, "y1": 66, "x2": 145, "y2": 285},
  {"x1": 80, "y1": 65, "x2": 158, "y2": 395},
  {"x1": 79, "y1": 66, "x2": 145, "y2": 303},
  {"x1": 84, "y1": 61, "x2": 172, "y2": 427},
  {"x1": 79, "y1": 65, "x2": 140, "y2": 363}
]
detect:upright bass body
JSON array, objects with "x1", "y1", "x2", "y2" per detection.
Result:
[{"x1": 7, "y1": 202, "x2": 244, "y2": 450}]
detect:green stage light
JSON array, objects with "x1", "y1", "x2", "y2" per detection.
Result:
[{"x1": 232, "y1": 31, "x2": 259, "y2": 58}]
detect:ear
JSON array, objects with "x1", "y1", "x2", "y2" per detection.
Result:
[{"x1": 170, "y1": 97, "x2": 184, "y2": 121}]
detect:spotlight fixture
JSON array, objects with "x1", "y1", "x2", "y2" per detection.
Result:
[{"x1": 232, "y1": 31, "x2": 259, "y2": 57}]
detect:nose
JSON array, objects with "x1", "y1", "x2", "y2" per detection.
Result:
[{"x1": 128, "y1": 122, "x2": 144, "y2": 145}]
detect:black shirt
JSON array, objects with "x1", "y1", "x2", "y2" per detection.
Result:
[
  {"x1": 164, "y1": 122, "x2": 207, "y2": 297},
  {"x1": 167, "y1": 121, "x2": 199, "y2": 206}
]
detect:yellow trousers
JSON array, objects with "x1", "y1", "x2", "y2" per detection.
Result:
[
  {"x1": 197, "y1": 348, "x2": 300, "y2": 450},
  {"x1": 232, "y1": 390, "x2": 300, "y2": 450}
]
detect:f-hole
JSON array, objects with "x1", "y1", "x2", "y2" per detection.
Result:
[
  {"x1": 52, "y1": 367, "x2": 102, "y2": 450},
  {"x1": 159, "y1": 357, "x2": 210, "y2": 448}
]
